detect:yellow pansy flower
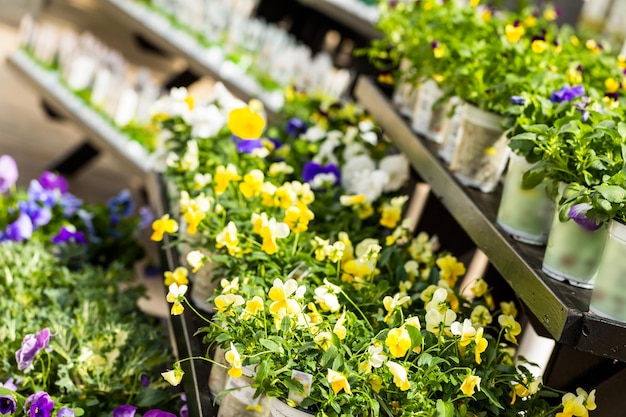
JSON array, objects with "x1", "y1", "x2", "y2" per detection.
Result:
[
  {"x1": 356, "y1": 202, "x2": 374, "y2": 219},
  {"x1": 275, "y1": 185, "x2": 296, "y2": 209},
  {"x1": 498, "y1": 314, "x2": 522, "y2": 344},
  {"x1": 314, "y1": 331, "x2": 333, "y2": 351},
  {"x1": 239, "y1": 169, "x2": 265, "y2": 199},
  {"x1": 470, "y1": 0, "x2": 479, "y2": 6},
  {"x1": 436, "y1": 255, "x2": 466, "y2": 287},
  {"x1": 605, "y1": 77, "x2": 620, "y2": 93},
  {"x1": 252, "y1": 213, "x2": 290, "y2": 255},
  {"x1": 461, "y1": 374, "x2": 481, "y2": 396},
  {"x1": 556, "y1": 392, "x2": 586, "y2": 417},
  {"x1": 284, "y1": 202, "x2": 315, "y2": 233},
  {"x1": 500, "y1": 301, "x2": 518, "y2": 317},
  {"x1": 567, "y1": 67, "x2": 582, "y2": 84},
  {"x1": 543, "y1": 7, "x2": 557, "y2": 21},
  {"x1": 505, "y1": 23, "x2": 525, "y2": 43},
  {"x1": 386, "y1": 361, "x2": 410, "y2": 391},
  {"x1": 214, "y1": 164, "x2": 241, "y2": 195},
  {"x1": 327, "y1": 369, "x2": 351, "y2": 395},
  {"x1": 531, "y1": 39, "x2": 548, "y2": 54},
  {"x1": 385, "y1": 327, "x2": 412, "y2": 358},
  {"x1": 216, "y1": 221, "x2": 241, "y2": 257},
  {"x1": 164, "y1": 267, "x2": 189, "y2": 287},
  {"x1": 369, "y1": 374, "x2": 383, "y2": 393},
  {"x1": 186, "y1": 250, "x2": 205, "y2": 273},
  {"x1": 333, "y1": 312, "x2": 347, "y2": 340},
  {"x1": 184, "y1": 208, "x2": 205, "y2": 235},
  {"x1": 474, "y1": 327, "x2": 488, "y2": 364},
  {"x1": 340, "y1": 194, "x2": 366, "y2": 206},
  {"x1": 471, "y1": 305, "x2": 493, "y2": 327},
  {"x1": 471, "y1": 278, "x2": 488, "y2": 297},
  {"x1": 166, "y1": 283, "x2": 187, "y2": 315},
  {"x1": 161, "y1": 366, "x2": 184, "y2": 386},
  {"x1": 268, "y1": 278, "x2": 305, "y2": 315},
  {"x1": 383, "y1": 293, "x2": 411, "y2": 323},
  {"x1": 451, "y1": 319, "x2": 476, "y2": 347},
  {"x1": 524, "y1": 15, "x2": 536, "y2": 27},
  {"x1": 379, "y1": 196, "x2": 408, "y2": 229},
  {"x1": 214, "y1": 293, "x2": 245, "y2": 316},
  {"x1": 220, "y1": 277, "x2": 239, "y2": 294},
  {"x1": 225, "y1": 342, "x2": 243, "y2": 378},
  {"x1": 241, "y1": 296, "x2": 264, "y2": 320},
  {"x1": 268, "y1": 161, "x2": 294, "y2": 177},
  {"x1": 151, "y1": 214, "x2": 178, "y2": 242},
  {"x1": 227, "y1": 106, "x2": 265, "y2": 139}
]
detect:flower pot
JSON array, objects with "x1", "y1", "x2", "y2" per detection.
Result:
[
  {"x1": 437, "y1": 97, "x2": 464, "y2": 164},
  {"x1": 269, "y1": 398, "x2": 314, "y2": 417},
  {"x1": 449, "y1": 104, "x2": 508, "y2": 193},
  {"x1": 426, "y1": 97, "x2": 450, "y2": 144},
  {"x1": 209, "y1": 347, "x2": 228, "y2": 402},
  {"x1": 392, "y1": 59, "x2": 418, "y2": 117},
  {"x1": 496, "y1": 152, "x2": 555, "y2": 245},
  {"x1": 542, "y1": 210, "x2": 607, "y2": 288},
  {"x1": 190, "y1": 251, "x2": 220, "y2": 313},
  {"x1": 589, "y1": 220, "x2": 626, "y2": 322},
  {"x1": 410, "y1": 79, "x2": 443, "y2": 140},
  {"x1": 217, "y1": 370, "x2": 271, "y2": 417}
]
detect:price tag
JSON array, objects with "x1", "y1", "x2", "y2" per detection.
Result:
[{"x1": 287, "y1": 370, "x2": 313, "y2": 405}]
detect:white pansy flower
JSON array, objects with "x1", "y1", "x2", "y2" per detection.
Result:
[
  {"x1": 313, "y1": 132, "x2": 341, "y2": 165},
  {"x1": 341, "y1": 154, "x2": 376, "y2": 192},
  {"x1": 367, "y1": 345, "x2": 387, "y2": 368},
  {"x1": 311, "y1": 173, "x2": 338, "y2": 190},
  {"x1": 352, "y1": 169, "x2": 390, "y2": 202},
  {"x1": 191, "y1": 104, "x2": 226, "y2": 139},
  {"x1": 180, "y1": 140, "x2": 199, "y2": 171},
  {"x1": 379, "y1": 154, "x2": 410, "y2": 192},
  {"x1": 343, "y1": 142, "x2": 367, "y2": 160},
  {"x1": 355, "y1": 238, "x2": 380, "y2": 258},
  {"x1": 194, "y1": 173, "x2": 213, "y2": 188},
  {"x1": 303, "y1": 125, "x2": 327, "y2": 142}
]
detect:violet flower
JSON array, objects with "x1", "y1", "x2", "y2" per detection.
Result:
[
  {"x1": 0, "y1": 378, "x2": 17, "y2": 391},
  {"x1": 51, "y1": 226, "x2": 87, "y2": 245},
  {"x1": 39, "y1": 171, "x2": 68, "y2": 194},
  {"x1": 24, "y1": 392, "x2": 54, "y2": 417},
  {"x1": 3, "y1": 213, "x2": 33, "y2": 242},
  {"x1": 286, "y1": 117, "x2": 308, "y2": 137},
  {"x1": 141, "y1": 374, "x2": 151, "y2": 388},
  {"x1": 550, "y1": 85, "x2": 585, "y2": 103},
  {"x1": 144, "y1": 410, "x2": 176, "y2": 417},
  {"x1": 76, "y1": 209, "x2": 98, "y2": 242},
  {"x1": 113, "y1": 405, "x2": 137, "y2": 417},
  {"x1": 27, "y1": 180, "x2": 58, "y2": 208},
  {"x1": 59, "y1": 193, "x2": 82, "y2": 218},
  {"x1": 510, "y1": 96, "x2": 525, "y2": 105},
  {"x1": 18, "y1": 200, "x2": 52, "y2": 228},
  {"x1": 56, "y1": 408, "x2": 76, "y2": 417},
  {"x1": 16, "y1": 328, "x2": 51, "y2": 371},
  {"x1": 179, "y1": 404, "x2": 188, "y2": 417},
  {"x1": 568, "y1": 203, "x2": 602, "y2": 231},
  {"x1": 0, "y1": 155, "x2": 18, "y2": 193},
  {"x1": 235, "y1": 137, "x2": 264, "y2": 154},
  {"x1": 139, "y1": 206, "x2": 155, "y2": 230},
  {"x1": 302, "y1": 162, "x2": 340, "y2": 189},
  {"x1": 108, "y1": 189, "x2": 135, "y2": 222},
  {"x1": 0, "y1": 395, "x2": 16, "y2": 414}
]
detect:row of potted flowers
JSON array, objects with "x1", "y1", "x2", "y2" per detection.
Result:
[
  {"x1": 149, "y1": 84, "x2": 596, "y2": 416},
  {"x1": 0, "y1": 155, "x2": 184, "y2": 416},
  {"x1": 368, "y1": 0, "x2": 626, "y2": 321}
]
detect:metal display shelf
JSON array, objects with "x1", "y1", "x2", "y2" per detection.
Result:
[
  {"x1": 8, "y1": 50, "x2": 154, "y2": 177},
  {"x1": 354, "y1": 76, "x2": 626, "y2": 362},
  {"x1": 100, "y1": 0, "x2": 283, "y2": 117},
  {"x1": 296, "y1": 0, "x2": 380, "y2": 39},
  {"x1": 146, "y1": 172, "x2": 216, "y2": 417}
]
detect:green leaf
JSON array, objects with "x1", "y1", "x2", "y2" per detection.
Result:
[
  {"x1": 596, "y1": 185, "x2": 626, "y2": 203},
  {"x1": 519, "y1": 124, "x2": 548, "y2": 134},
  {"x1": 521, "y1": 169, "x2": 545, "y2": 190},
  {"x1": 320, "y1": 346, "x2": 339, "y2": 367},
  {"x1": 405, "y1": 325, "x2": 423, "y2": 350},
  {"x1": 481, "y1": 386, "x2": 505, "y2": 409},
  {"x1": 260, "y1": 338, "x2": 283, "y2": 353},
  {"x1": 436, "y1": 399, "x2": 454, "y2": 417}
]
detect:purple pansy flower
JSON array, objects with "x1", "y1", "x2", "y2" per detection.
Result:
[
  {"x1": 139, "y1": 206, "x2": 154, "y2": 230},
  {"x1": 0, "y1": 378, "x2": 17, "y2": 391},
  {"x1": 76, "y1": 209, "x2": 98, "y2": 242},
  {"x1": 51, "y1": 226, "x2": 87, "y2": 245},
  {"x1": 510, "y1": 96, "x2": 525, "y2": 105},
  {"x1": 56, "y1": 407, "x2": 76, "y2": 417},
  {"x1": 27, "y1": 180, "x2": 58, "y2": 208},
  {"x1": 24, "y1": 392, "x2": 54, "y2": 417},
  {"x1": 113, "y1": 405, "x2": 137, "y2": 417},
  {"x1": 141, "y1": 374, "x2": 151, "y2": 388},
  {"x1": 144, "y1": 410, "x2": 177, "y2": 417},
  {"x1": 0, "y1": 155, "x2": 18, "y2": 193},
  {"x1": 39, "y1": 171, "x2": 68, "y2": 194},
  {"x1": 16, "y1": 328, "x2": 51, "y2": 371},
  {"x1": 108, "y1": 189, "x2": 135, "y2": 221},
  {"x1": 568, "y1": 203, "x2": 602, "y2": 231},
  {"x1": 0, "y1": 395, "x2": 16, "y2": 414},
  {"x1": 59, "y1": 193, "x2": 83, "y2": 218},
  {"x1": 179, "y1": 404, "x2": 188, "y2": 417},
  {"x1": 550, "y1": 85, "x2": 585, "y2": 103},
  {"x1": 286, "y1": 117, "x2": 308, "y2": 137},
  {"x1": 18, "y1": 200, "x2": 52, "y2": 228},
  {"x1": 235, "y1": 137, "x2": 265, "y2": 154},
  {"x1": 302, "y1": 162, "x2": 340, "y2": 190},
  {"x1": 3, "y1": 213, "x2": 33, "y2": 242}
]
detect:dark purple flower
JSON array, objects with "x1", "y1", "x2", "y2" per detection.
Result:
[
  {"x1": 513, "y1": 20, "x2": 521, "y2": 27},
  {"x1": 38, "y1": 171, "x2": 68, "y2": 194},
  {"x1": 51, "y1": 226, "x2": 87, "y2": 245},
  {"x1": 568, "y1": 203, "x2": 602, "y2": 231},
  {"x1": 59, "y1": 193, "x2": 82, "y2": 217},
  {"x1": 302, "y1": 162, "x2": 340, "y2": 189},
  {"x1": 16, "y1": 328, "x2": 51, "y2": 371},
  {"x1": 0, "y1": 395, "x2": 16, "y2": 414},
  {"x1": 113, "y1": 405, "x2": 137, "y2": 417},
  {"x1": 108, "y1": 189, "x2": 135, "y2": 220},
  {"x1": 27, "y1": 180, "x2": 58, "y2": 208},
  {"x1": 139, "y1": 206, "x2": 154, "y2": 230},
  {"x1": 286, "y1": 118, "x2": 308, "y2": 137},
  {"x1": 0, "y1": 378, "x2": 17, "y2": 391},
  {"x1": 605, "y1": 92, "x2": 619, "y2": 101},
  {"x1": 17, "y1": 200, "x2": 52, "y2": 228},
  {"x1": 234, "y1": 137, "x2": 264, "y2": 154},
  {"x1": 179, "y1": 404, "x2": 188, "y2": 417},
  {"x1": 550, "y1": 85, "x2": 586, "y2": 103},
  {"x1": 510, "y1": 96, "x2": 525, "y2": 105},
  {"x1": 144, "y1": 411, "x2": 176, "y2": 417},
  {"x1": 431, "y1": 40, "x2": 439, "y2": 49},
  {"x1": 24, "y1": 392, "x2": 54, "y2": 417},
  {"x1": 56, "y1": 407, "x2": 75, "y2": 417},
  {"x1": 141, "y1": 374, "x2": 151, "y2": 388},
  {"x1": 3, "y1": 213, "x2": 33, "y2": 242},
  {"x1": 577, "y1": 64, "x2": 584, "y2": 73},
  {"x1": 0, "y1": 155, "x2": 18, "y2": 193}
]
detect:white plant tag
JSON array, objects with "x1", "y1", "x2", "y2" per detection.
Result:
[
  {"x1": 287, "y1": 370, "x2": 313, "y2": 405},
  {"x1": 114, "y1": 88, "x2": 139, "y2": 127},
  {"x1": 66, "y1": 55, "x2": 97, "y2": 91},
  {"x1": 90, "y1": 69, "x2": 112, "y2": 107}
]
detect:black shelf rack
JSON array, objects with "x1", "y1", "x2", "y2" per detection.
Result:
[{"x1": 354, "y1": 76, "x2": 626, "y2": 362}]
